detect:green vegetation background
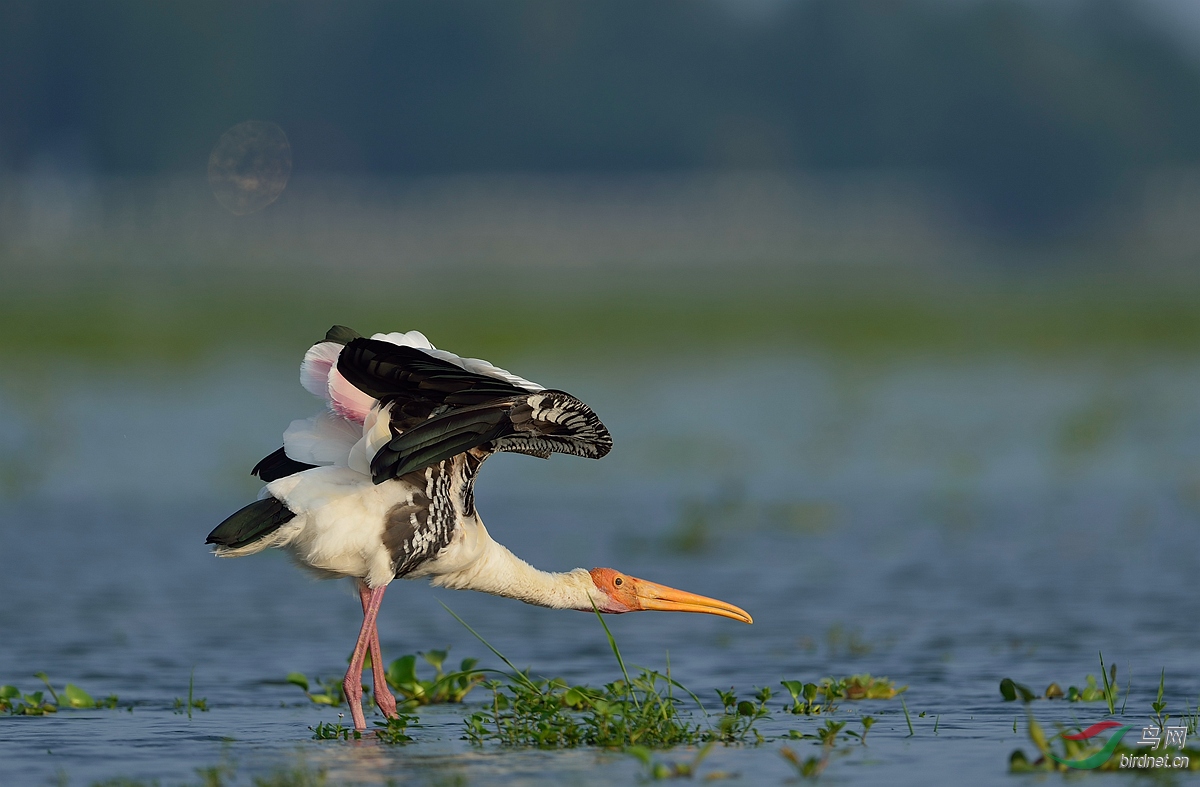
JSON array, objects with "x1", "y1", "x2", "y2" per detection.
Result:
[{"x1": 7, "y1": 265, "x2": 1200, "y2": 362}]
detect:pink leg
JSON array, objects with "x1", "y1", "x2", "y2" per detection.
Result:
[
  {"x1": 358, "y1": 582, "x2": 398, "y2": 719},
  {"x1": 344, "y1": 584, "x2": 387, "y2": 730}
]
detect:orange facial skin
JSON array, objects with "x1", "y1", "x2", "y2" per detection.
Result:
[{"x1": 588, "y1": 568, "x2": 753, "y2": 624}]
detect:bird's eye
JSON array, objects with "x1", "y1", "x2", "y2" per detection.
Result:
[{"x1": 614, "y1": 577, "x2": 623, "y2": 586}]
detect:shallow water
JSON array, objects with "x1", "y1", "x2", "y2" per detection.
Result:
[{"x1": 2, "y1": 351, "x2": 1199, "y2": 785}]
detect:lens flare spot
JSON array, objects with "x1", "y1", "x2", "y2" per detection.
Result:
[{"x1": 207, "y1": 121, "x2": 292, "y2": 215}]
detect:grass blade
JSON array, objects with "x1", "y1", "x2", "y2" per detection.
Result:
[
  {"x1": 590, "y1": 601, "x2": 639, "y2": 710},
  {"x1": 1099, "y1": 651, "x2": 1115, "y2": 715},
  {"x1": 439, "y1": 601, "x2": 538, "y2": 691},
  {"x1": 900, "y1": 695, "x2": 915, "y2": 736}
]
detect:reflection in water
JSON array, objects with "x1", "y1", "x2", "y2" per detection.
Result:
[{"x1": 207, "y1": 121, "x2": 292, "y2": 215}]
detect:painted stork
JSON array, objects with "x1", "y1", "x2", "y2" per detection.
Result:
[{"x1": 207, "y1": 326, "x2": 752, "y2": 730}]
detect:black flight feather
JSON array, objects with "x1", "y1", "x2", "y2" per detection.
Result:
[
  {"x1": 371, "y1": 404, "x2": 512, "y2": 482},
  {"x1": 206, "y1": 497, "x2": 295, "y2": 550},
  {"x1": 251, "y1": 447, "x2": 317, "y2": 482},
  {"x1": 336, "y1": 338, "x2": 530, "y2": 405},
  {"x1": 323, "y1": 325, "x2": 362, "y2": 345},
  {"x1": 371, "y1": 392, "x2": 612, "y2": 482}
]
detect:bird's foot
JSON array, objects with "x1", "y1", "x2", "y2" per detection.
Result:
[
  {"x1": 343, "y1": 674, "x2": 367, "y2": 731},
  {"x1": 374, "y1": 684, "x2": 399, "y2": 719}
]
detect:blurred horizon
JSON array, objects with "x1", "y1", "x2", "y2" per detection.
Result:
[
  {"x1": 5, "y1": 0, "x2": 1200, "y2": 362},
  {"x1": 5, "y1": 0, "x2": 1200, "y2": 242}
]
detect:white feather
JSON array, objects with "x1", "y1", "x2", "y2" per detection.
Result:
[
  {"x1": 283, "y1": 410, "x2": 362, "y2": 466},
  {"x1": 347, "y1": 403, "x2": 395, "y2": 476},
  {"x1": 424, "y1": 520, "x2": 598, "y2": 609},
  {"x1": 266, "y1": 465, "x2": 411, "y2": 587},
  {"x1": 422, "y1": 348, "x2": 544, "y2": 391},
  {"x1": 300, "y1": 342, "x2": 342, "y2": 398},
  {"x1": 327, "y1": 365, "x2": 376, "y2": 424},
  {"x1": 370, "y1": 330, "x2": 436, "y2": 349}
]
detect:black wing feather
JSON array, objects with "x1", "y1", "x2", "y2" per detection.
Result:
[
  {"x1": 323, "y1": 325, "x2": 362, "y2": 345},
  {"x1": 370, "y1": 391, "x2": 612, "y2": 483},
  {"x1": 337, "y1": 338, "x2": 531, "y2": 405},
  {"x1": 251, "y1": 447, "x2": 317, "y2": 482},
  {"x1": 370, "y1": 403, "x2": 513, "y2": 482},
  {"x1": 206, "y1": 497, "x2": 295, "y2": 550}
]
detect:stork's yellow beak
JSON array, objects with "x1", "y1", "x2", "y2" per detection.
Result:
[{"x1": 629, "y1": 578, "x2": 753, "y2": 624}]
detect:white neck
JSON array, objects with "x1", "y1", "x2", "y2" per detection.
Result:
[{"x1": 427, "y1": 526, "x2": 598, "y2": 611}]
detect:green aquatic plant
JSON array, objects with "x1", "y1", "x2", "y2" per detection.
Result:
[
  {"x1": 385, "y1": 647, "x2": 484, "y2": 709},
  {"x1": 781, "y1": 681, "x2": 824, "y2": 715},
  {"x1": 900, "y1": 696, "x2": 914, "y2": 736},
  {"x1": 373, "y1": 712, "x2": 417, "y2": 744},
  {"x1": 286, "y1": 673, "x2": 352, "y2": 707},
  {"x1": 288, "y1": 648, "x2": 483, "y2": 712},
  {"x1": 1, "y1": 674, "x2": 117, "y2": 715},
  {"x1": 1151, "y1": 668, "x2": 1170, "y2": 734},
  {"x1": 593, "y1": 671, "x2": 710, "y2": 748},
  {"x1": 1009, "y1": 669, "x2": 1200, "y2": 772},
  {"x1": 464, "y1": 676, "x2": 583, "y2": 748},
  {"x1": 628, "y1": 742, "x2": 727, "y2": 780},
  {"x1": 1008, "y1": 714, "x2": 1200, "y2": 773},
  {"x1": 711, "y1": 686, "x2": 771, "y2": 744},
  {"x1": 815, "y1": 719, "x2": 847, "y2": 747},
  {"x1": 1098, "y1": 651, "x2": 1118, "y2": 714},
  {"x1": 174, "y1": 670, "x2": 209, "y2": 717},
  {"x1": 782, "y1": 675, "x2": 905, "y2": 715},
  {"x1": 780, "y1": 745, "x2": 834, "y2": 780},
  {"x1": 464, "y1": 667, "x2": 718, "y2": 749},
  {"x1": 1063, "y1": 675, "x2": 1108, "y2": 702},
  {"x1": 0, "y1": 685, "x2": 55, "y2": 715},
  {"x1": 824, "y1": 674, "x2": 905, "y2": 701},
  {"x1": 173, "y1": 695, "x2": 209, "y2": 715},
  {"x1": 847, "y1": 715, "x2": 876, "y2": 744},
  {"x1": 447, "y1": 602, "x2": 769, "y2": 749},
  {"x1": 781, "y1": 717, "x2": 859, "y2": 778},
  {"x1": 1183, "y1": 694, "x2": 1200, "y2": 735},
  {"x1": 787, "y1": 719, "x2": 850, "y2": 747},
  {"x1": 309, "y1": 719, "x2": 361, "y2": 741},
  {"x1": 998, "y1": 677, "x2": 1037, "y2": 702},
  {"x1": 1000, "y1": 664, "x2": 1120, "y2": 705}
]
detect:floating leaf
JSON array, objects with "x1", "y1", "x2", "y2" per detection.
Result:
[
  {"x1": 421, "y1": 649, "x2": 448, "y2": 672},
  {"x1": 62, "y1": 684, "x2": 95, "y2": 709},
  {"x1": 387, "y1": 655, "x2": 417, "y2": 688},
  {"x1": 1000, "y1": 678, "x2": 1036, "y2": 702}
]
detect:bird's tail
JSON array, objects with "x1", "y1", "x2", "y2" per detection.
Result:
[{"x1": 206, "y1": 497, "x2": 297, "y2": 557}]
